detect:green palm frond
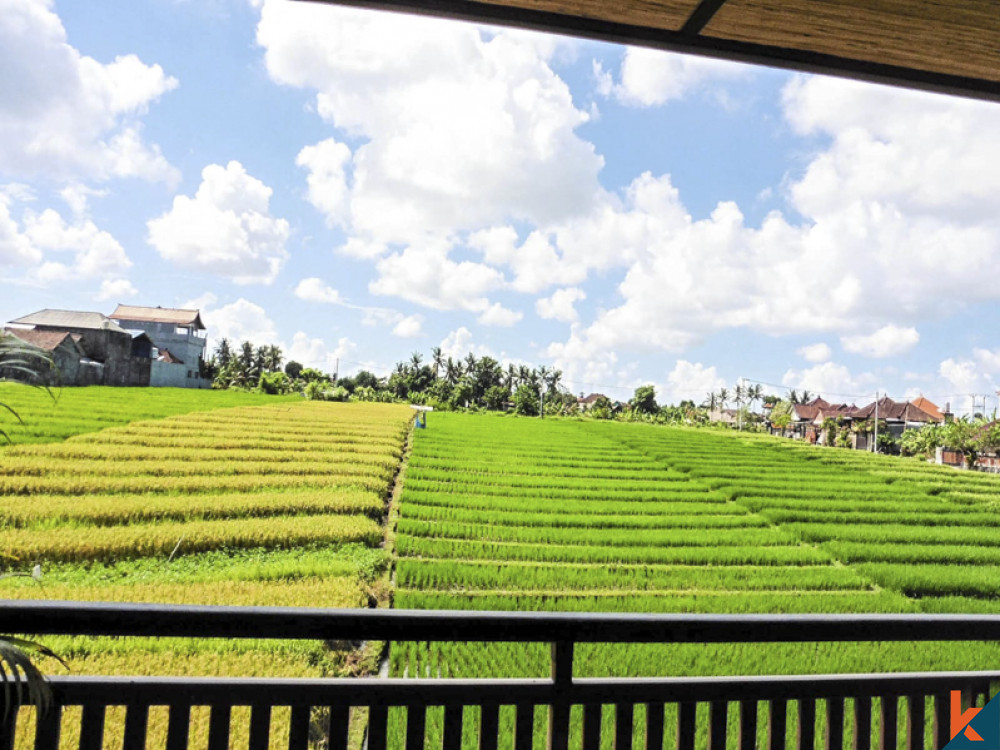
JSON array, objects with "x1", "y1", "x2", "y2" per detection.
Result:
[{"x1": 0, "y1": 636, "x2": 68, "y2": 723}]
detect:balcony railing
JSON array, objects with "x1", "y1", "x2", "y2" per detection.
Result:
[{"x1": 2, "y1": 601, "x2": 998, "y2": 750}]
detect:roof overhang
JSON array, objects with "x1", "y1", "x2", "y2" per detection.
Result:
[{"x1": 297, "y1": 0, "x2": 1000, "y2": 103}]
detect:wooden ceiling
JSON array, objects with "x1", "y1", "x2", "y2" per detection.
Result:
[{"x1": 298, "y1": 0, "x2": 1000, "y2": 102}]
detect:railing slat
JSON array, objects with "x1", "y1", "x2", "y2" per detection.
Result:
[
  {"x1": 207, "y1": 704, "x2": 231, "y2": 750},
  {"x1": 878, "y1": 697, "x2": 897, "y2": 750},
  {"x1": 33, "y1": 705, "x2": 61, "y2": 750},
  {"x1": 739, "y1": 700, "x2": 757, "y2": 750},
  {"x1": 480, "y1": 702, "x2": 500, "y2": 750},
  {"x1": 676, "y1": 702, "x2": 696, "y2": 750},
  {"x1": 583, "y1": 704, "x2": 603, "y2": 750},
  {"x1": 853, "y1": 697, "x2": 871, "y2": 750},
  {"x1": 78, "y1": 703, "x2": 105, "y2": 750},
  {"x1": 0, "y1": 704, "x2": 16, "y2": 750},
  {"x1": 166, "y1": 703, "x2": 191, "y2": 750},
  {"x1": 709, "y1": 700, "x2": 727, "y2": 750},
  {"x1": 406, "y1": 705, "x2": 426, "y2": 750},
  {"x1": 288, "y1": 704, "x2": 311, "y2": 750},
  {"x1": 122, "y1": 703, "x2": 148, "y2": 750},
  {"x1": 368, "y1": 705, "x2": 389, "y2": 750},
  {"x1": 931, "y1": 693, "x2": 949, "y2": 750},
  {"x1": 825, "y1": 698, "x2": 843, "y2": 750},
  {"x1": 646, "y1": 702, "x2": 665, "y2": 750},
  {"x1": 615, "y1": 703, "x2": 635, "y2": 750},
  {"x1": 249, "y1": 704, "x2": 272, "y2": 750},
  {"x1": 768, "y1": 700, "x2": 787, "y2": 750},
  {"x1": 906, "y1": 695, "x2": 925, "y2": 750},
  {"x1": 515, "y1": 704, "x2": 535, "y2": 750},
  {"x1": 442, "y1": 705, "x2": 463, "y2": 750},
  {"x1": 327, "y1": 704, "x2": 350, "y2": 750},
  {"x1": 797, "y1": 699, "x2": 815, "y2": 750}
]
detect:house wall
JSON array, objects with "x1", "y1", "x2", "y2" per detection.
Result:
[
  {"x1": 51, "y1": 341, "x2": 81, "y2": 386},
  {"x1": 114, "y1": 319, "x2": 208, "y2": 388},
  {"x1": 32, "y1": 326, "x2": 149, "y2": 387},
  {"x1": 151, "y1": 361, "x2": 204, "y2": 388}
]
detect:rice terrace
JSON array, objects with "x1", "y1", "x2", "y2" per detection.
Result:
[{"x1": 4, "y1": 384, "x2": 1000, "y2": 748}]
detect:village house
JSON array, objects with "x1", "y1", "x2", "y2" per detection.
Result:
[
  {"x1": 5, "y1": 309, "x2": 154, "y2": 387},
  {"x1": 109, "y1": 305, "x2": 210, "y2": 388}
]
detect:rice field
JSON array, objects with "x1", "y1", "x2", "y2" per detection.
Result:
[
  {"x1": 391, "y1": 414, "x2": 1000, "y2": 693},
  {"x1": 0, "y1": 398, "x2": 412, "y2": 748},
  {"x1": 0, "y1": 383, "x2": 299, "y2": 445}
]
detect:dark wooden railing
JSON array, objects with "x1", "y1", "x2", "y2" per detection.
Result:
[{"x1": 2, "y1": 601, "x2": 999, "y2": 750}]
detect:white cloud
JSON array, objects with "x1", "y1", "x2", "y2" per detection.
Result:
[
  {"x1": 286, "y1": 331, "x2": 356, "y2": 373},
  {"x1": 294, "y1": 277, "x2": 342, "y2": 304},
  {"x1": 147, "y1": 161, "x2": 290, "y2": 284},
  {"x1": 438, "y1": 326, "x2": 493, "y2": 360},
  {"x1": 536, "y1": 287, "x2": 586, "y2": 323},
  {"x1": 659, "y1": 360, "x2": 726, "y2": 406},
  {"x1": 96, "y1": 278, "x2": 137, "y2": 301},
  {"x1": 370, "y1": 238, "x2": 505, "y2": 312},
  {"x1": 257, "y1": 0, "x2": 602, "y2": 246},
  {"x1": 782, "y1": 362, "x2": 874, "y2": 401},
  {"x1": 841, "y1": 325, "x2": 919, "y2": 358},
  {"x1": 296, "y1": 138, "x2": 352, "y2": 228},
  {"x1": 797, "y1": 343, "x2": 832, "y2": 363},
  {"x1": 477, "y1": 303, "x2": 522, "y2": 327},
  {"x1": 0, "y1": 195, "x2": 42, "y2": 267},
  {"x1": 391, "y1": 314, "x2": 424, "y2": 338},
  {"x1": 202, "y1": 298, "x2": 279, "y2": 345},
  {"x1": 595, "y1": 47, "x2": 748, "y2": 107},
  {"x1": 0, "y1": 0, "x2": 178, "y2": 184}
]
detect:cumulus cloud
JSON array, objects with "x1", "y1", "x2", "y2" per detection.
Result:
[
  {"x1": 841, "y1": 325, "x2": 919, "y2": 358},
  {"x1": 782, "y1": 362, "x2": 874, "y2": 400},
  {"x1": 797, "y1": 343, "x2": 832, "y2": 363},
  {"x1": 95, "y1": 278, "x2": 138, "y2": 302},
  {"x1": 392, "y1": 314, "x2": 424, "y2": 338},
  {"x1": 286, "y1": 331, "x2": 357, "y2": 373},
  {"x1": 594, "y1": 47, "x2": 748, "y2": 107},
  {"x1": 0, "y1": 0, "x2": 178, "y2": 184},
  {"x1": 294, "y1": 277, "x2": 341, "y2": 304},
  {"x1": 202, "y1": 298, "x2": 279, "y2": 344},
  {"x1": 659, "y1": 360, "x2": 726, "y2": 406},
  {"x1": 536, "y1": 287, "x2": 586, "y2": 323},
  {"x1": 369, "y1": 239, "x2": 505, "y2": 313},
  {"x1": 147, "y1": 161, "x2": 290, "y2": 285},
  {"x1": 259, "y1": 1, "x2": 602, "y2": 245},
  {"x1": 296, "y1": 138, "x2": 352, "y2": 229},
  {"x1": 439, "y1": 326, "x2": 493, "y2": 360},
  {"x1": 477, "y1": 303, "x2": 523, "y2": 327}
]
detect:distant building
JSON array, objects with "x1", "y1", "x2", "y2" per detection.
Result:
[
  {"x1": 109, "y1": 305, "x2": 209, "y2": 388},
  {"x1": 6, "y1": 309, "x2": 152, "y2": 387},
  {"x1": 577, "y1": 393, "x2": 607, "y2": 412}
]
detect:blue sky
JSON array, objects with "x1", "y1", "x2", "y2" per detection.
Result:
[{"x1": 3, "y1": 0, "x2": 1000, "y2": 413}]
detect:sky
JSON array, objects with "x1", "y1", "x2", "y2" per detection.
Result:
[{"x1": 2, "y1": 0, "x2": 1000, "y2": 414}]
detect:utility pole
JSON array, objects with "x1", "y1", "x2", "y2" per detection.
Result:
[
  {"x1": 334, "y1": 357, "x2": 339, "y2": 383},
  {"x1": 873, "y1": 391, "x2": 879, "y2": 453}
]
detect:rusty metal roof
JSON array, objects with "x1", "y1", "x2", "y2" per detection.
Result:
[{"x1": 299, "y1": 0, "x2": 1000, "y2": 102}]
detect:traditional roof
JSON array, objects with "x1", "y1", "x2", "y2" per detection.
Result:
[
  {"x1": 578, "y1": 393, "x2": 606, "y2": 405},
  {"x1": 910, "y1": 396, "x2": 944, "y2": 421},
  {"x1": 110, "y1": 305, "x2": 205, "y2": 330},
  {"x1": 157, "y1": 348, "x2": 185, "y2": 364},
  {"x1": 8, "y1": 309, "x2": 126, "y2": 333},
  {"x1": 303, "y1": 0, "x2": 1000, "y2": 103},
  {"x1": 852, "y1": 396, "x2": 941, "y2": 423},
  {"x1": 3, "y1": 328, "x2": 84, "y2": 355}
]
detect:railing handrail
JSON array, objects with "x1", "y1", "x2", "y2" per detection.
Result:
[{"x1": 6, "y1": 599, "x2": 1000, "y2": 643}]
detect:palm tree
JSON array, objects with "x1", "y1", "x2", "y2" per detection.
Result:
[
  {"x1": 445, "y1": 358, "x2": 459, "y2": 386},
  {"x1": 431, "y1": 347, "x2": 444, "y2": 379},
  {"x1": 409, "y1": 352, "x2": 423, "y2": 371},
  {"x1": 718, "y1": 387, "x2": 729, "y2": 410},
  {"x1": 463, "y1": 353, "x2": 477, "y2": 376},
  {"x1": 504, "y1": 363, "x2": 517, "y2": 390}
]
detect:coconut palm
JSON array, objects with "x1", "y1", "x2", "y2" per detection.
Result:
[{"x1": 430, "y1": 347, "x2": 444, "y2": 379}]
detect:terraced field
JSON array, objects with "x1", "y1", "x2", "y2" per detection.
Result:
[
  {"x1": 0, "y1": 399, "x2": 411, "y2": 747},
  {"x1": 390, "y1": 413, "x2": 1000, "y2": 745},
  {"x1": 0, "y1": 383, "x2": 297, "y2": 445}
]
